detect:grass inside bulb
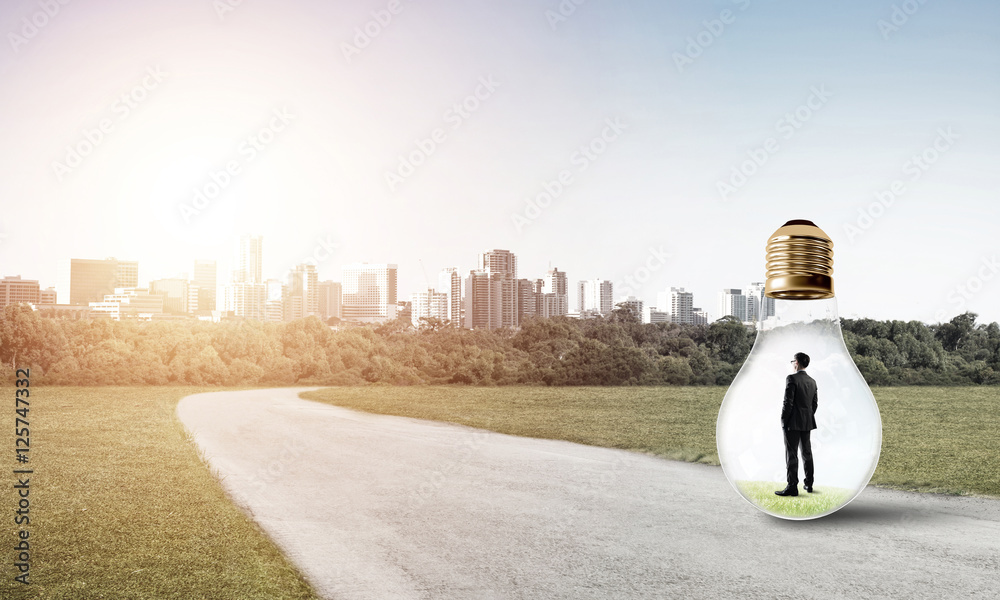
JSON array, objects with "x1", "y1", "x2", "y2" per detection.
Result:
[{"x1": 717, "y1": 220, "x2": 882, "y2": 520}]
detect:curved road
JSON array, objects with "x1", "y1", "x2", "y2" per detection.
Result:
[{"x1": 177, "y1": 389, "x2": 1000, "y2": 599}]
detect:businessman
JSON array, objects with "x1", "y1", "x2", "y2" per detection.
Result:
[{"x1": 775, "y1": 352, "x2": 818, "y2": 497}]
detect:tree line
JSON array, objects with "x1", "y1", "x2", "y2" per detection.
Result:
[{"x1": 1, "y1": 303, "x2": 997, "y2": 386}]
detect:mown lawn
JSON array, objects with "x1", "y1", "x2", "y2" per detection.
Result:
[
  {"x1": 0, "y1": 386, "x2": 320, "y2": 600},
  {"x1": 302, "y1": 386, "x2": 1000, "y2": 498},
  {"x1": 2, "y1": 384, "x2": 996, "y2": 598}
]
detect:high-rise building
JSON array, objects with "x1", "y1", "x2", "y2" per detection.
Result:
[
  {"x1": 719, "y1": 288, "x2": 747, "y2": 322},
  {"x1": 193, "y1": 259, "x2": 217, "y2": 312},
  {"x1": 341, "y1": 263, "x2": 398, "y2": 323},
  {"x1": 479, "y1": 249, "x2": 517, "y2": 277},
  {"x1": 149, "y1": 278, "x2": 189, "y2": 314},
  {"x1": 224, "y1": 282, "x2": 268, "y2": 321},
  {"x1": 745, "y1": 281, "x2": 774, "y2": 324},
  {"x1": 438, "y1": 267, "x2": 462, "y2": 326},
  {"x1": 544, "y1": 267, "x2": 569, "y2": 317},
  {"x1": 410, "y1": 288, "x2": 448, "y2": 327},
  {"x1": 656, "y1": 287, "x2": 694, "y2": 325},
  {"x1": 464, "y1": 270, "x2": 499, "y2": 329},
  {"x1": 116, "y1": 261, "x2": 139, "y2": 288},
  {"x1": 693, "y1": 307, "x2": 709, "y2": 325},
  {"x1": 265, "y1": 279, "x2": 284, "y2": 323},
  {"x1": 517, "y1": 278, "x2": 541, "y2": 323},
  {"x1": 466, "y1": 250, "x2": 518, "y2": 329},
  {"x1": 234, "y1": 235, "x2": 263, "y2": 284},
  {"x1": 57, "y1": 258, "x2": 138, "y2": 305},
  {"x1": 577, "y1": 279, "x2": 614, "y2": 317},
  {"x1": 0, "y1": 276, "x2": 40, "y2": 308},
  {"x1": 40, "y1": 287, "x2": 57, "y2": 305},
  {"x1": 284, "y1": 263, "x2": 319, "y2": 321},
  {"x1": 317, "y1": 281, "x2": 342, "y2": 321},
  {"x1": 222, "y1": 236, "x2": 268, "y2": 320}
]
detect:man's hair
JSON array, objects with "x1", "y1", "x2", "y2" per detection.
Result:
[{"x1": 794, "y1": 352, "x2": 810, "y2": 368}]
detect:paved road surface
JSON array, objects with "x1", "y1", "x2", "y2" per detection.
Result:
[{"x1": 177, "y1": 389, "x2": 1000, "y2": 599}]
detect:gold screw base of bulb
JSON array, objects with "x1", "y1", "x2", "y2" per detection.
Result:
[{"x1": 765, "y1": 220, "x2": 834, "y2": 300}]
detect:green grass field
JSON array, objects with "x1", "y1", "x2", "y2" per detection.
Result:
[
  {"x1": 2, "y1": 384, "x2": 997, "y2": 596},
  {"x1": 1, "y1": 386, "x2": 320, "y2": 600},
  {"x1": 302, "y1": 385, "x2": 1000, "y2": 498},
  {"x1": 735, "y1": 481, "x2": 855, "y2": 518}
]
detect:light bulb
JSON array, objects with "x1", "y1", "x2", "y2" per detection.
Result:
[{"x1": 717, "y1": 220, "x2": 882, "y2": 520}]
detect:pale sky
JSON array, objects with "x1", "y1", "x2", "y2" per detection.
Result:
[{"x1": 1, "y1": 0, "x2": 998, "y2": 323}]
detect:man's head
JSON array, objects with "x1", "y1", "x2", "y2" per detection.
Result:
[{"x1": 792, "y1": 352, "x2": 810, "y2": 371}]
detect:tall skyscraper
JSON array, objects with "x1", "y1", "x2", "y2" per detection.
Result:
[
  {"x1": 284, "y1": 263, "x2": 319, "y2": 321},
  {"x1": 466, "y1": 249, "x2": 518, "y2": 329},
  {"x1": 517, "y1": 278, "x2": 541, "y2": 323},
  {"x1": 317, "y1": 280, "x2": 342, "y2": 321},
  {"x1": 222, "y1": 236, "x2": 266, "y2": 320},
  {"x1": 577, "y1": 279, "x2": 614, "y2": 317},
  {"x1": 478, "y1": 249, "x2": 517, "y2": 277},
  {"x1": 193, "y1": 259, "x2": 217, "y2": 312},
  {"x1": 544, "y1": 267, "x2": 569, "y2": 317},
  {"x1": 719, "y1": 288, "x2": 747, "y2": 322},
  {"x1": 438, "y1": 267, "x2": 462, "y2": 326},
  {"x1": 234, "y1": 235, "x2": 263, "y2": 284},
  {"x1": 464, "y1": 270, "x2": 499, "y2": 329},
  {"x1": 657, "y1": 287, "x2": 694, "y2": 325},
  {"x1": 745, "y1": 281, "x2": 774, "y2": 323},
  {"x1": 57, "y1": 258, "x2": 138, "y2": 305},
  {"x1": 341, "y1": 263, "x2": 398, "y2": 322},
  {"x1": 0, "y1": 276, "x2": 40, "y2": 308}
]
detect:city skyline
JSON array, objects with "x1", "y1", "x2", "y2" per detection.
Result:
[
  {"x1": 0, "y1": 236, "x2": 977, "y2": 327},
  {"x1": 0, "y1": 0, "x2": 997, "y2": 325}
]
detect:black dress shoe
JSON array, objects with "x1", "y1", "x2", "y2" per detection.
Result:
[
  {"x1": 774, "y1": 486, "x2": 799, "y2": 497},
  {"x1": 805, "y1": 485, "x2": 814, "y2": 493}
]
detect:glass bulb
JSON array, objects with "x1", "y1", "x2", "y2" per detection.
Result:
[{"x1": 717, "y1": 220, "x2": 882, "y2": 520}]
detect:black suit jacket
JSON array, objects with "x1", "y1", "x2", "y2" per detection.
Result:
[{"x1": 782, "y1": 370, "x2": 818, "y2": 431}]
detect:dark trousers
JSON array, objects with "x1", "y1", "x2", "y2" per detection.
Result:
[{"x1": 783, "y1": 428, "x2": 814, "y2": 487}]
